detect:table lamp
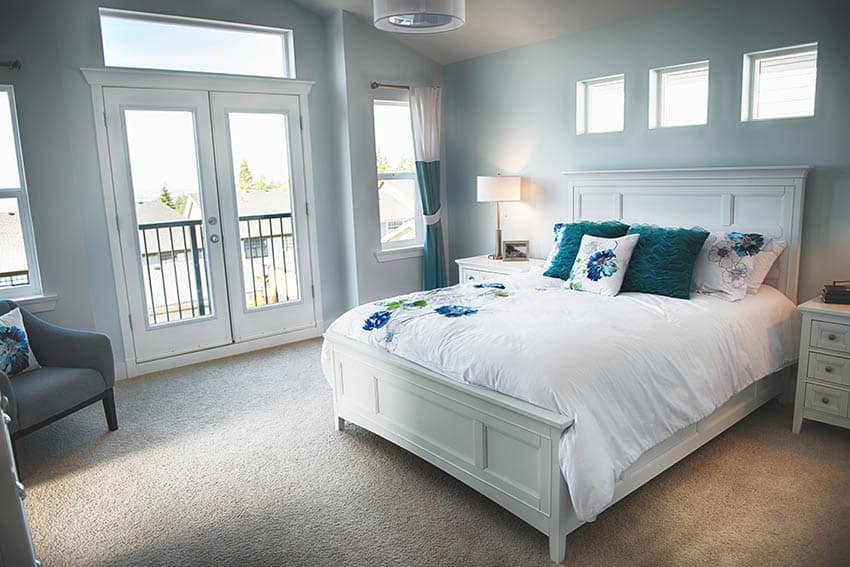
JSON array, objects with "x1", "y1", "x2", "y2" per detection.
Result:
[{"x1": 477, "y1": 175, "x2": 521, "y2": 259}]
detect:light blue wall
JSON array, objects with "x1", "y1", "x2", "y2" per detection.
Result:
[
  {"x1": 328, "y1": 11, "x2": 442, "y2": 304},
  {"x1": 444, "y1": 0, "x2": 849, "y2": 302},
  {"x1": 0, "y1": 0, "x2": 345, "y2": 363}
]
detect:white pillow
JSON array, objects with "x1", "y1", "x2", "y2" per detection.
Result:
[
  {"x1": 747, "y1": 239, "x2": 786, "y2": 293},
  {"x1": 564, "y1": 234, "x2": 639, "y2": 296},
  {"x1": 691, "y1": 233, "x2": 755, "y2": 301},
  {"x1": 0, "y1": 307, "x2": 40, "y2": 377},
  {"x1": 691, "y1": 232, "x2": 786, "y2": 300}
]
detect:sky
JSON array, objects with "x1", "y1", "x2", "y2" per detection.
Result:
[
  {"x1": 0, "y1": 91, "x2": 22, "y2": 190},
  {"x1": 124, "y1": 110, "x2": 291, "y2": 202}
]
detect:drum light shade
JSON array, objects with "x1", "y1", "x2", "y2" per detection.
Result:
[
  {"x1": 476, "y1": 176, "x2": 521, "y2": 203},
  {"x1": 374, "y1": 0, "x2": 466, "y2": 34}
]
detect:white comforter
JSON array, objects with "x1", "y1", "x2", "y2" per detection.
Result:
[{"x1": 322, "y1": 272, "x2": 800, "y2": 521}]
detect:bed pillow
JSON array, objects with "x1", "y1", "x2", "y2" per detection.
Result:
[
  {"x1": 564, "y1": 234, "x2": 640, "y2": 296},
  {"x1": 691, "y1": 232, "x2": 757, "y2": 301},
  {"x1": 543, "y1": 221, "x2": 630, "y2": 280},
  {"x1": 747, "y1": 239, "x2": 786, "y2": 293},
  {"x1": 541, "y1": 223, "x2": 566, "y2": 273},
  {"x1": 620, "y1": 225, "x2": 709, "y2": 299},
  {"x1": 691, "y1": 232, "x2": 786, "y2": 300},
  {"x1": 0, "y1": 307, "x2": 40, "y2": 377}
]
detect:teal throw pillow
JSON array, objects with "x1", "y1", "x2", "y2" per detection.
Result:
[
  {"x1": 543, "y1": 221, "x2": 630, "y2": 280},
  {"x1": 620, "y1": 225, "x2": 709, "y2": 299}
]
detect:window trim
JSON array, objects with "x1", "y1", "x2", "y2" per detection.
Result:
[
  {"x1": 576, "y1": 74, "x2": 625, "y2": 135},
  {"x1": 0, "y1": 85, "x2": 42, "y2": 300},
  {"x1": 741, "y1": 42, "x2": 817, "y2": 122},
  {"x1": 98, "y1": 8, "x2": 296, "y2": 79},
  {"x1": 372, "y1": 97, "x2": 424, "y2": 253},
  {"x1": 649, "y1": 60, "x2": 709, "y2": 129}
]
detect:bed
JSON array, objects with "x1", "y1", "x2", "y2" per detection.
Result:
[{"x1": 322, "y1": 166, "x2": 808, "y2": 563}]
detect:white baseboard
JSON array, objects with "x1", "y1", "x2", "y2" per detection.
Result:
[{"x1": 117, "y1": 322, "x2": 324, "y2": 380}]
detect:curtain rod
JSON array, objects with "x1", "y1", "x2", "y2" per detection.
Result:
[
  {"x1": 371, "y1": 82, "x2": 409, "y2": 90},
  {"x1": 370, "y1": 81, "x2": 441, "y2": 90},
  {"x1": 1, "y1": 60, "x2": 22, "y2": 71}
]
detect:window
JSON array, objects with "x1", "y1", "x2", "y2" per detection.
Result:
[
  {"x1": 243, "y1": 237, "x2": 269, "y2": 259},
  {"x1": 0, "y1": 86, "x2": 41, "y2": 298},
  {"x1": 742, "y1": 43, "x2": 817, "y2": 121},
  {"x1": 576, "y1": 74, "x2": 624, "y2": 134},
  {"x1": 649, "y1": 61, "x2": 709, "y2": 128},
  {"x1": 99, "y1": 8, "x2": 295, "y2": 78},
  {"x1": 373, "y1": 99, "x2": 422, "y2": 250}
]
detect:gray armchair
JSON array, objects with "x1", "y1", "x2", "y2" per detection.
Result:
[{"x1": 0, "y1": 300, "x2": 117, "y2": 469}]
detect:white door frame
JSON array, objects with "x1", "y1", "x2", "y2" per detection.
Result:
[{"x1": 83, "y1": 67, "x2": 324, "y2": 379}]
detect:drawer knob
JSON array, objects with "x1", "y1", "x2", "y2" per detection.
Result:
[
  {"x1": 822, "y1": 397, "x2": 830, "y2": 405},
  {"x1": 467, "y1": 275, "x2": 475, "y2": 280},
  {"x1": 827, "y1": 334, "x2": 837, "y2": 341},
  {"x1": 825, "y1": 366, "x2": 834, "y2": 373}
]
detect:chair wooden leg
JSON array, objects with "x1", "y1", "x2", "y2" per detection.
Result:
[{"x1": 103, "y1": 388, "x2": 118, "y2": 432}]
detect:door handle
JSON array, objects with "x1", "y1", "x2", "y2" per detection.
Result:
[{"x1": 210, "y1": 234, "x2": 220, "y2": 243}]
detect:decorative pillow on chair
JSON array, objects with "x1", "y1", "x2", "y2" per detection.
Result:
[
  {"x1": 543, "y1": 221, "x2": 630, "y2": 280},
  {"x1": 564, "y1": 234, "x2": 640, "y2": 296},
  {"x1": 620, "y1": 225, "x2": 709, "y2": 299},
  {"x1": 0, "y1": 307, "x2": 40, "y2": 377}
]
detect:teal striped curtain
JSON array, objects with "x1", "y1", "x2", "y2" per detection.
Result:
[{"x1": 410, "y1": 87, "x2": 446, "y2": 289}]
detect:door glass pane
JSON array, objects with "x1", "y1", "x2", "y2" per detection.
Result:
[
  {"x1": 124, "y1": 109, "x2": 212, "y2": 325},
  {"x1": 0, "y1": 198, "x2": 30, "y2": 288},
  {"x1": 227, "y1": 112, "x2": 299, "y2": 308}
]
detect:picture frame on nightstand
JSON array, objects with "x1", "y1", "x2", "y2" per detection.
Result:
[{"x1": 502, "y1": 240, "x2": 529, "y2": 262}]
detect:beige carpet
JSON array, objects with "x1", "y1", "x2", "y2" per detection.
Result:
[{"x1": 16, "y1": 338, "x2": 850, "y2": 566}]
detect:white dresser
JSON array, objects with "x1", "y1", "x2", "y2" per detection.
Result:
[
  {"x1": 455, "y1": 255, "x2": 545, "y2": 282},
  {"x1": 792, "y1": 298, "x2": 850, "y2": 433}
]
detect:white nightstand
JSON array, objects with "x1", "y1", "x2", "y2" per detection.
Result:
[
  {"x1": 793, "y1": 298, "x2": 850, "y2": 433},
  {"x1": 455, "y1": 255, "x2": 545, "y2": 282}
]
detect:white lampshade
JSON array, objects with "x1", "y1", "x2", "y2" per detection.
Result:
[
  {"x1": 374, "y1": 0, "x2": 465, "y2": 33},
  {"x1": 476, "y1": 176, "x2": 521, "y2": 203}
]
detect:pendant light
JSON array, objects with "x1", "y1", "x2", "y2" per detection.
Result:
[{"x1": 373, "y1": 0, "x2": 465, "y2": 34}]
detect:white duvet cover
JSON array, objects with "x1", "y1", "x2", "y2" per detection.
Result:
[{"x1": 322, "y1": 272, "x2": 800, "y2": 521}]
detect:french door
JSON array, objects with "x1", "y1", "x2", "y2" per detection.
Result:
[{"x1": 104, "y1": 87, "x2": 315, "y2": 362}]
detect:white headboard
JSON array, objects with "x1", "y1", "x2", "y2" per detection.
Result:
[{"x1": 563, "y1": 167, "x2": 808, "y2": 303}]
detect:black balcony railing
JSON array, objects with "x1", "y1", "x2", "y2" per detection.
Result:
[
  {"x1": 137, "y1": 212, "x2": 295, "y2": 325},
  {"x1": 239, "y1": 213, "x2": 296, "y2": 308}
]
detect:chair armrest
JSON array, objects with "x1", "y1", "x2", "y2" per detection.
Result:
[
  {"x1": 22, "y1": 314, "x2": 115, "y2": 389},
  {"x1": 0, "y1": 370, "x2": 16, "y2": 424}
]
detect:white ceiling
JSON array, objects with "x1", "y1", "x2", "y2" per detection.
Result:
[{"x1": 293, "y1": 0, "x2": 701, "y2": 64}]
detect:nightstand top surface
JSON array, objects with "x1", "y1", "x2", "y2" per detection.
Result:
[
  {"x1": 798, "y1": 296, "x2": 850, "y2": 317},
  {"x1": 455, "y1": 255, "x2": 545, "y2": 273}
]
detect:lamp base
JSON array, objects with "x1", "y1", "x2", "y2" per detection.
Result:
[{"x1": 494, "y1": 227, "x2": 503, "y2": 260}]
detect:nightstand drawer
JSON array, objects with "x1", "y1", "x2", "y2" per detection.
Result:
[
  {"x1": 804, "y1": 383, "x2": 849, "y2": 417},
  {"x1": 807, "y1": 352, "x2": 850, "y2": 387},
  {"x1": 461, "y1": 268, "x2": 500, "y2": 282},
  {"x1": 810, "y1": 320, "x2": 850, "y2": 354}
]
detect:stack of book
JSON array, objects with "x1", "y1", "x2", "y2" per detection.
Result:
[{"x1": 822, "y1": 280, "x2": 850, "y2": 304}]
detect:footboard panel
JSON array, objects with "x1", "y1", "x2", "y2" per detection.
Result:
[{"x1": 329, "y1": 338, "x2": 573, "y2": 533}]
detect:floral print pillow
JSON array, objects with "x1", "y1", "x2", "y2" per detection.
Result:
[
  {"x1": 564, "y1": 234, "x2": 640, "y2": 296},
  {"x1": 691, "y1": 232, "x2": 780, "y2": 300},
  {"x1": 0, "y1": 308, "x2": 40, "y2": 377}
]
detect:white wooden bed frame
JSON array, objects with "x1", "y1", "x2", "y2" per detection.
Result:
[{"x1": 325, "y1": 167, "x2": 808, "y2": 563}]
